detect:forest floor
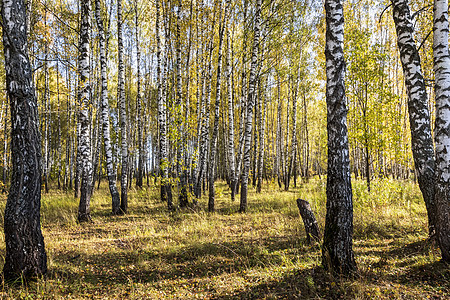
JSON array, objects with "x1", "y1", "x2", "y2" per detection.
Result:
[{"x1": 0, "y1": 177, "x2": 448, "y2": 299}]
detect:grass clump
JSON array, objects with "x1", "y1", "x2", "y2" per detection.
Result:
[{"x1": 0, "y1": 177, "x2": 447, "y2": 299}]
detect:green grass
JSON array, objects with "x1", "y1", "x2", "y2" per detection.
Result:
[{"x1": 0, "y1": 177, "x2": 448, "y2": 299}]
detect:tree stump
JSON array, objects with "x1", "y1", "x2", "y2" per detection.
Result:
[{"x1": 297, "y1": 199, "x2": 320, "y2": 244}]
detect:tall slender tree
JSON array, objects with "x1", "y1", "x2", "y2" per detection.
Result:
[
  {"x1": 175, "y1": 0, "x2": 187, "y2": 207},
  {"x1": 391, "y1": 0, "x2": 437, "y2": 236},
  {"x1": 117, "y1": 0, "x2": 128, "y2": 214},
  {"x1": 135, "y1": 0, "x2": 144, "y2": 189},
  {"x1": 209, "y1": 0, "x2": 228, "y2": 212},
  {"x1": 226, "y1": 31, "x2": 237, "y2": 201},
  {"x1": 195, "y1": 12, "x2": 214, "y2": 199},
  {"x1": 156, "y1": 0, "x2": 173, "y2": 209},
  {"x1": 240, "y1": 0, "x2": 262, "y2": 213},
  {"x1": 95, "y1": 0, "x2": 120, "y2": 210},
  {"x1": 433, "y1": 0, "x2": 450, "y2": 261},
  {"x1": 256, "y1": 78, "x2": 267, "y2": 193},
  {"x1": 77, "y1": 0, "x2": 93, "y2": 222},
  {"x1": 180, "y1": 0, "x2": 194, "y2": 207},
  {"x1": 322, "y1": 0, "x2": 357, "y2": 274},
  {"x1": 2, "y1": 0, "x2": 48, "y2": 280}
]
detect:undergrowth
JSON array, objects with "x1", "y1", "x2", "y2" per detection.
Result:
[{"x1": 0, "y1": 177, "x2": 447, "y2": 299}]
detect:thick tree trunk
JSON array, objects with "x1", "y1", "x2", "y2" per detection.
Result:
[
  {"x1": 2, "y1": 0, "x2": 47, "y2": 280},
  {"x1": 433, "y1": 0, "x2": 450, "y2": 261},
  {"x1": 391, "y1": 0, "x2": 437, "y2": 236},
  {"x1": 240, "y1": 0, "x2": 261, "y2": 213},
  {"x1": 95, "y1": 0, "x2": 120, "y2": 210},
  {"x1": 322, "y1": 0, "x2": 357, "y2": 275},
  {"x1": 77, "y1": 0, "x2": 93, "y2": 222},
  {"x1": 117, "y1": 0, "x2": 128, "y2": 214}
]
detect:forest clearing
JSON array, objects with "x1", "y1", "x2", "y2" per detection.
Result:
[{"x1": 0, "y1": 179, "x2": 448, "y2": 299}]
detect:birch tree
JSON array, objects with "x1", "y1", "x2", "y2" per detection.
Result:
[
  {"x1": 195, "y1": 11, "x2": 214, "y2": 199},
  {"x1": 288, "y1": 73, "x2": 299, "y2": 188},
  {"x1": 256, "y1": 77, "x2": 267, "y2": 193},
  {"x1": 2, "y1": 0, "x2": 47, "y2": 280},
  {"x1": 240, "y1": 0, "x2": 261, "y2": 213},
  {"x1": 135, "y1": 0, "x2": 144, "y2": 189},
  {"x1": 157, "y1": 0, "x2": 173, "y2": 209},
  {"x1": 433, "y1": 0, "x2": 450, "y2": 261},
  {"x1": 77, "y1": 0, "x2": 93, "y2": 222},
  {"x1": 117, "y1": 0, "x2": 128, "y2": 214},
  {"x1": 95, "y1": 0, "x2": 120, "y2": 210},
  {"x1": 180, "y1": 0, "x2": 194, "y2": 207},
  {"x1": 322, "y1": 0, "x2": 357, "y2": 274},
  {"x1": 391, "y1": 0, "x2": 437, "y2": 236},
  {"x1": 226, "y1": 32, "x2": 237, "y2": 201},
  {"x1": 209, "y1": 0, "x2": 228, "y2": 212}
]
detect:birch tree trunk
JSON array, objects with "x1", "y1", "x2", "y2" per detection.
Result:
[
  {"x1": 433, "y1": 0, "x2": 450, "y2": 261},
  {"x1": 77, "y1": 0, "x2": 93, "y2": 222},
  {"x1": 257, "y1": 78, "x2": 267, "y2": 193},
  {"x1": 234, "y1": 0, "x2": 249, "y2": 196},
  {"x1": 43, "y1": 28, "x2": 50, "y2": 193},
  {"x1": 2, "y1": 0, "x2": 47, "y2": 280},
  {"x1": 288, "y1": 73, "x2": 299, "y2": 188},
  {"x1": 209, "y1": 0, "x2": 228, "y2": 212},
  {"x1": 284, "y1": 82, "x2": 290, "y2": 191},
  {"x1": 180, "y1": 0, "x2": 194, "y2": 207},
  {"x1": 276, "y1": 75, "x2": 283, "y2": 188},
  {"x1": 195, "y1": 22, "x2": 214, "y2": 199},
  {"x1": 156, "y1": 0, "x2": 173, "y2": 210},
  {"x1": 240, "y1": 0, "x2": 261, "y2": 213},
  {"x1": 135, "y1": 0, "x2": 144, "y2": 189},
  {"x1": 226, "y1": 32, "x2": 237, "y2": 201},
  {"x1": 95, "y1": 0, "x2": 120, "y2": 210},
  {"x1": 322, "y1": 0, "x2": 357, "y2": 275},
  {"x1": 175, "y1": 0, "x2": 187, "y2": 207},
  {"x1": 117, "y1": 0, "x2": 128, "y2": 214},
  {"x1": 56, "y1": 61, "x2": 62, "y2": 190},
  {"x1": 391, "y1": 0, "x2": 437, "y2": 236}
]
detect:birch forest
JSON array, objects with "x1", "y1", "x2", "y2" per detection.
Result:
[{"x1": 0, "y1": 0, "x2": 449, "y2": 298}]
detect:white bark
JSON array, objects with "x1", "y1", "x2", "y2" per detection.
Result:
[
  {"x1": 322, "y1": 0, "x2": 356, "y2": 274},
  {"x1": 433, "y1": 0, "x2": 450, "y2": 261},
  {"x1": 240, "y1": 0, "x2": 261, "y2": 212},
  {"x1": 77, "y1": 0, "x2": 93, "y2": 222},
  {"x1": 117, "y1": 0, "x2": 128, "y2": 214},
  {"x1": 95, "y1": 0, "x2": 120, "y2": 209},
  {"x1": 226, "y1": 31, "x2": 237, "y2": 201},
  {"x1": 391, "y1": 0, "x2": 437, "y2": 235}
]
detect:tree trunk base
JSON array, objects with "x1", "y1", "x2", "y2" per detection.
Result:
[{"x1": 296, "y1": 199, "x2": 320, "y2": 244}]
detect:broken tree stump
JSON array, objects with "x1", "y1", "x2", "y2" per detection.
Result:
[{"x1": 296, "y1": 199, "x2": 320, "y2": 244}]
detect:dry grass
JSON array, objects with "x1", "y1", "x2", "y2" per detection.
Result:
[{"x1": 0, "y1": 177, "x2": 448, "y2": 299}]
